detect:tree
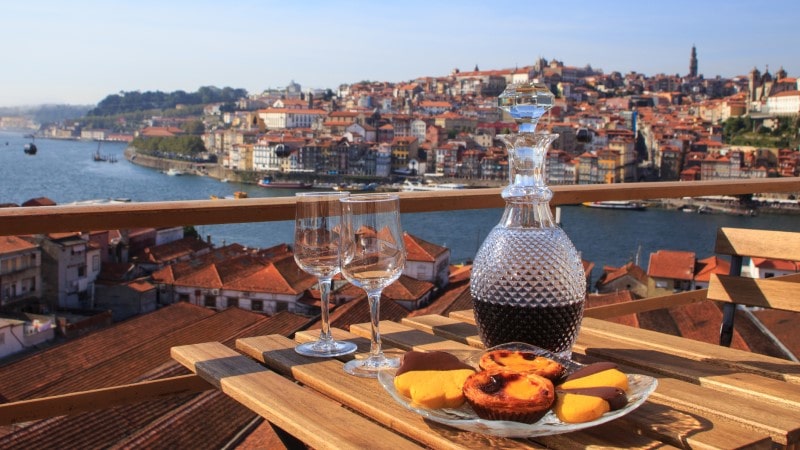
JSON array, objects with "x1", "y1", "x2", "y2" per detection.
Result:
[{"x1": 181, "y1": 120, "x2": 205, "y2": 135}]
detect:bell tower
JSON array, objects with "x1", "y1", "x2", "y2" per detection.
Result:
[{"x1": 689, "y1": 45, "x2": 698, "y2": 78}]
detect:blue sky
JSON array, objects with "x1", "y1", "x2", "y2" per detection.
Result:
[{"x1": 2, "y1": 0, "x2": 798, "y2": 106}]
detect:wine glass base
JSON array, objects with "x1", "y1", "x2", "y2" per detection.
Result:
[
  {"x1": 343, "y1": 355, "x2": 400, "y2": 378},
  {"x1": 295, "y1": 340, "x2": 358, "y2": 358}
]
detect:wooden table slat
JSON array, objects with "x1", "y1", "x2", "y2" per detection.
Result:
[
  {"x1": 236, "y1": 334, "x2": 540, "y2": 450},
  {"x1": 447, "y1": 310, "x2": 800, "y2": 385},
  {"x1": 580, "y1": 317, "x2": 800, "y2": 384},
  {"x1": 405, "y1": 313, "x2": 800, "y2": 411},
  {"x1": 171, "y1": 341, "x2": 422, "y2": 450}
]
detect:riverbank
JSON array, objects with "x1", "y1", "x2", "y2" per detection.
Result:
[
  {"x1": 124, "y1": 147, "x2": 800, "y2": 215},
  {"x1": 124, "y1": 146, "x2": 508, "y2": 189}
]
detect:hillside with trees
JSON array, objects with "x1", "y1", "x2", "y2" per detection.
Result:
[{"x1": 89, "y1": 86, "x2": 247, "y2": 116}]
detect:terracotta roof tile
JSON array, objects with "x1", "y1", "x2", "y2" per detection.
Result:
[
  {"x1": 694, "y1": 255, "x2": 731, "y2": 282},
  {"x1": 408, "y1": 283, "x2": 473, "y2": 318},
  {"x1": 751, "y1": 257, "x2": 800, "y2": 272},
  {"x1": 382, "y1": 274, "x2": 434, "y2": 301},
  {"x1": 585, "y1": 291, "x2": 638, "y2": 327},
  {"x1": 404, "y1": 232, "x2": 448, "y2": 262},
  {"x1": 0, "y1": 235, "x2": 36, "y2": 253},
  {"x1": 0, "y1": 305, "x2": 308, "y2": 449},
  {"x1": 133, "y1": 236, "x2": 213, "y2": 264},
  {"x1": 0, "y1": 302, "x2": 214, "y2": 402},
  {"x1": 648, "y1": 250, "x2": 696, "y2": 280},
  {"x1": 327, "y1": 292, "x2": 409, "y2": 330}
]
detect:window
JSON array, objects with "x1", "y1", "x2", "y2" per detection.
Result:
[
  {"x1": 765, "y1": 272, "x2": 775, "y2": 278},
  {"x1": 227, "y1": 297, "x2": 239, "y2": 308},
  {"x1": 92, "y1": 255, "x2": 100, "y2": 271},
  {"x1": 275, "y1": 301, "x2": 288, "y2": 312},
  {"x1": 251, "y1": 300, "x2": 263, "y2": 312},
  {"x1": 204, "y1": 296, "x2": 216, "y2": 308},
  {"x1": 77, "y1": 265, "x2": 86, "y2": 277},
  {"x1": 178, "y1": 293, "x2": 190, "y2": 303}
]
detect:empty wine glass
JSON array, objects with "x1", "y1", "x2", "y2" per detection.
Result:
[
  {"x1": 339, "y1": 194, "x2": 406, "y2": 377},
  {"x1": 293, "y1": 192, "x2": 358, "y2": 357}
]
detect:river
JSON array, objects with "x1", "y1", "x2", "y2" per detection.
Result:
[{"x1": 2, "y1": 131, "x2": 799, "y2": 282}]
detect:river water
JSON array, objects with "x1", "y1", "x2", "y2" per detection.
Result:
[{"x1": 2, "y1": 131, "x2": 799, "y2": 281}]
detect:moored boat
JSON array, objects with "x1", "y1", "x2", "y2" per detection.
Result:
[
  {"x1": 400, "y1": 180, "x2": 466, "y2": 192},
  {"x1": 333, "y1": 182, "x2": 378, "y2": 193},
  {"x1": 257, "y1": 177, "x2": 312, "y2": 189},
  {"x1": 582, "y1": 200, "x2": 647, "y2": 210},
  {"x1": 166, "y1": 168, "x2": 184, "y2": 176}
]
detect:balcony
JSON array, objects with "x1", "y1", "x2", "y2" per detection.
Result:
[{"x1": 1, "y1": 178, "x2": 799, "y2": 448}]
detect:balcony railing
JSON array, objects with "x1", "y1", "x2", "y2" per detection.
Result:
[{"x1": 1, "y1": 178, "x2": 799, "y2": 428}]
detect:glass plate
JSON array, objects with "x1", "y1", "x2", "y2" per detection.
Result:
[{"x1": 377, "y1": 342, "x2": 657, "y2": 438}]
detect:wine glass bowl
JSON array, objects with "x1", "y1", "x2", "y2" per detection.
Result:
[
  {"x1": 293, "y1": 192, "x2": 358, "y2": 358},
  {"x1": 339, "y1": 194, "x2": 406, "y2": 377}
]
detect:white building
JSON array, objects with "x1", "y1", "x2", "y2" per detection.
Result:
[
  {"x1": 0, "y1": 316, "x2": 55, "y2": 360},
  {"x1": 36, "y1": 233, "x2": 102, "y2": 310},
  {"x1": 765, "y1": 90, "x2": 800, "y2": 116},
  {"x1": 257, "y1": 108, "x2": 328, "y2": 130},
  {"x1": 410, "y1": 119, "x2": 427, "y2": 144},
  {"x1": 0, "y1": 236, "x2": 41, "y2": 309}
]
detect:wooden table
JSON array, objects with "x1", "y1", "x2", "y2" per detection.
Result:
[{"x1": 172, "y1": 311, "x2": 800, "y2": 449}]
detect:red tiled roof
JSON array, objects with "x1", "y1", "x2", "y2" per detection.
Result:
[
  {"x1": 597, "y1": 262, "x2": 648, "y2": 286},
  {"x1": 751, "y1": 257, "x2": 800, "y2": 272},
  {"x1": 0, "y1": 305, "x2": 311, "y2": 448},
  {"x1": 694, "y1": 255, "x2": 731, "y2": 282},
  {"x1": 0, "y1": 235, "x2": 36, "y2": 253},
  {"x1": 407, "y1": 283, "x2": 473, "y2": 318},
  {"x1": 133, "y1": 236, "x2": 213, "y2": 264},
  {"x1": 648, "y1": 250, "x2": 696, "y2": 280},
  {"x1": 326, "y1": 290, "x2": 409, "y2": 330},
  {"x1": 585, "y1": 291, "x2": 638, "y2": 327},
  {"x1": 404, "y1": 232, "x2": 448, "y2": 262},
  {"x1": 0, "y1": 302, "x2": 215, "y2": 402},
  {"x1": 21, "y1": 197, "x2": 57, "y2": 207},
  {"x1": 383, "y1": 274, "x2": 434, "y2": 301}
]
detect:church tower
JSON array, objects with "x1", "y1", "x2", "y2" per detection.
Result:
[{"x1": 689, "y1": 45, "x2": 698, "y2": 77}]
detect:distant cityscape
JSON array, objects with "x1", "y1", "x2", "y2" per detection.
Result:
[{"x1": 2, "y1": 47, "x2": 799, "y2": 186}]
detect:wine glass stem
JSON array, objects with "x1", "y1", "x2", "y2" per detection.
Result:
[
  {"x1": 367, "y1": 291, "x2": 384, "y2": 359},
  {"x1": 318, "y1": 277, "x2": 333, "y2": 342}
]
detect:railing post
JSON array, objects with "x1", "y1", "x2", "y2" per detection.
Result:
[{"x1": 719, "y1": 255, "x2": 743, "y2": 346}]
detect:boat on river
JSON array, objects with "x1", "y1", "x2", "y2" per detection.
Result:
[
  {"x1": 23, "y1": 136, "x2": 37, "y2": 155},
  {"x1": 257, "y1": 177, "x2": 312, "y2": 189},
  {"x1": 23, "y1": 143, "x2": 37, "y2": 155},
  {"x1": 582, "y1": 200, "x2": 647, "y2": 210},
  {"x1": 165, "y1": 168, "x2": 184, "y2": 176},
  {"x1": 333, "y1": 182, "x2": 378, "y2": 193},
  {"x1": 401, "y1": 180, "x2": 466, "y2": 192}
]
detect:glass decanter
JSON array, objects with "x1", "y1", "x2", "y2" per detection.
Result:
[{"x1": 470, "y1": 82, "x2": 585, "y2": 359}]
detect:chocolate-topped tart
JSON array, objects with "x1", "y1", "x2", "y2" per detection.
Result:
[
  {"x1": 462, "y1": 369, "x2": 555, "y2": 423},
  {"x1": 479, "y1": 349, "x2": 566, "y2": 381}
]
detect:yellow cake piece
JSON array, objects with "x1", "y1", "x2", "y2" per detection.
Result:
[
  {"x1": 394, "y1": 369, "x2": 476, "y2": 409},
  {"x1": 554, "y1": 392, "x2": 611, "y2": 423},
  {"x1": 559, "y1": 367, "x2": 628, "y2": 391}
]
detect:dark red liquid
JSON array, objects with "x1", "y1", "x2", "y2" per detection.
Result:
[{"x1": 473, "y1": 300, "x2": 583, "y2": 354}]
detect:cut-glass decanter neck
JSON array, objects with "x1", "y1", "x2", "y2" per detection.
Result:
[
  {"x1": 497, "y1": 133, "x2": 559, "y2": 203},
  {"x1": 498, "y1": 82, "x2": 555, "y2": 132}
]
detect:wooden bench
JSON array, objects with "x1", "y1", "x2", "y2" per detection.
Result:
[{"x1": 709, "y1": 227, "x2": 800, "y2": 346}]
